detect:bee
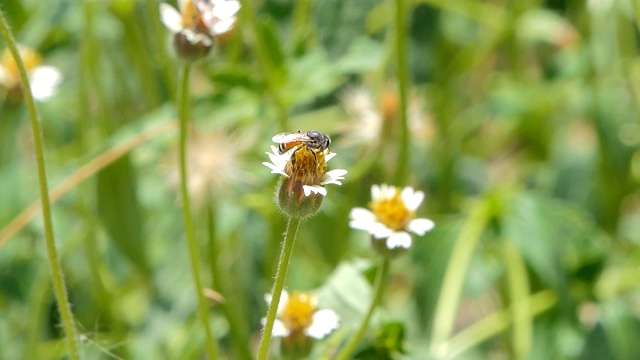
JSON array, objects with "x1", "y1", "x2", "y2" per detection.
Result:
[{"x1": 272, "y1": 130, "x2": 331, "y2": 155}]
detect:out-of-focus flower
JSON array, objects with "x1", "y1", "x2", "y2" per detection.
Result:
[
  {"x1": 0, "y1": 46, "x2": 62, "y2": 101},
  {"x1": 165, "y1": 129, "x2": 252, "y2": 208},
  {"x1": 262, "y1": 131, "x2": 347, "y2": 219},
  {"x1": 350, "y1": 184, "x2": 435, "y2": 253},
  {"x1": 339, "y1": 86, "x2": 434, "y2": 148},
  {"x1": 159, "y1": 0, "x2": 240, "y2": 59},
  {"x1": 263, "y1": 290, "x2": 339, "y2": 357}
]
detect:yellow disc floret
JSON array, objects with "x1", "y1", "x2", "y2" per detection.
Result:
[
  {"x1": 285, "y1": 145, "x2": 328, "y2": 185},
  {"x1": 281, "y1": 292, "x2": 316, "y2": 333},
  {"x1": 1, "y1": 47, "x2": 41, "y2": 83},
  {"x1": 370, "y1": 189, "x2": 413, "y2": 231}
]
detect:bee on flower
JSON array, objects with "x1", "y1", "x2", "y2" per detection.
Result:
[
  {"x1": 350, "y1": 184, "x2": 435, "y2": 255},
  {"x1": 159, "y1": 0, "x2": 240, "y2": 59},
  {"x1": 263, "y1": 130, "x2": 348, "y2": 219},
  {"x1": 0, "y1": 45, "x2": 62, "y2": 102},
  {"x1": 263, "y1": 290, "x2": 340, "y2": 358}
]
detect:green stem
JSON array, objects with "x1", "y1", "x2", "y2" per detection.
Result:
[
  {"x1": 257, "y1": 217, "x2": 302, "y2": 360},
  {"x1": 445, "y1": 290, "x2": 557, "y2": 358},
  {"x1": 0, "y1": 11, "x2": 80, "y2": 360},
  {"x1": 394, "y1": 0, "x2": 410, "y2": 184},
  {"x1": 502, "y1": 240, "x2": 532, "y2": 359},
  {"x1": 177, "y1": 64, "x2": 219, "y2": 359},
  {"x1": 335, "y1": 258, "x2": 391, "y2": 360},
  {"x1": 430, "y1": 199, "x2": 490, "y2": 356},
  {"x1": 206, "y1": 199, "x2": 253, "y2": 360},
  {"x1": 240, "y1": 0, "x2": 289, "y2": 130}
]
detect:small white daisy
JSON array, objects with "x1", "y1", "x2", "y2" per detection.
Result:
[
  {"x1": 263, "y1": 291, "x2": 339, "y2": 340},
  {"x1": 350, "y1": 184, "x2": 435, "y2": 250},
  {"x1": 159, "y1": 0, "x2": 240, "y2": 50},
  {"x1": 262, "y1": 144, "x2": 347, "y2": 197},
  {"x1": 0, "y1": 46, "x2": 62, "y2": 101}
]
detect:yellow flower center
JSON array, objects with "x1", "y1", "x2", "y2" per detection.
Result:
[
  {"x1": 370, "y1": 189, "x2": 413, "y2": 231},
  {"x1": 285, "y1": 146, "x2": 327, "y2": 186},
  {"x1": 1, "y1": 47, "x2": 41, "y2": 81},
  {"x1": 281, "y1": 292, "x2": 316, "y2": 333}
]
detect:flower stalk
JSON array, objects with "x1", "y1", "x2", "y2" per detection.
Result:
[
  {"x1": 257, "y1": 217, "x2": 302, "y2": 360},
  {"x1": 0, "y1": 10, "x2": 79, "y2": 360},
  {"x1": 394, "y1": 0, "x2": 410, "y2": 184},
  {"x1": 335, "y1": 257, "x2": 391, "y2": 360},
  {"x1": 177, "y1": 64, "x2": 219, "y2": 358}
]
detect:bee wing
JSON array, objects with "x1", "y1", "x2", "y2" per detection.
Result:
[{"x1": 272, "y1": 132, "x2": 307, "y2": 143}]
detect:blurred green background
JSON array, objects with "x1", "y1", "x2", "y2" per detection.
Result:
[{"x1": 1, "y1": 0, "x2": 640, "y2": 359}]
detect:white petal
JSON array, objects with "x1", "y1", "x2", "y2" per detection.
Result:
[
  {"x1": 324, "y1": 152, "x2": 337, "y2": 162},
  {"x1": 211, "y1": 17, "x2": 237, "y2": 35},
  {"x1": 321, "y1": 169, "x2": 347, "y2": 186},
  {"x1": 408, "y1": 218, "x2": 435, "y2": 236},
  {"x1": 159, "y1": 3, "x2": 183, "y2": 33},
  {"x1": 183, "y1": 30, "x2": 213, "y2": 46},
  {"x1": 264, "y1": 291, "x2": 289, "y2": 316},
  {"x1": 212, "y1": 0, "x2": 241, "y2": 19},
  {"x1": 386, "y1": 232, "x2": 412, "y2": 249},
  {"x1": 401, "y1": 187, "x2": 424, "y2": 211},
  {"x1": 349, "y1": 207, "x2": 375, "y2": 222},
  {"x1": 262, "y1": 162, "x2": 288, "y2": 176},
  {"x1": 380, "y1": 184, "x2": 396, "y2": 199},
  {"x1": 30, "y1": 66, "x2": 62, "y2": 101},
  {"x1": 371, "y1": 184, "x2": 382, "y2": 200},
  {"x1": 305, "y1": 309, "x2": 339, "y2": 339},
  {"x1": 271, "y1": 319, "x2": 290, "y2": 338},
  {"x1": 370, "y1": 222, "x2": 393, "y2": 239},
  {"x1": 303, "y1": 185, "x2": 327, "y2": 197},
  {"x1": 349, "y1": 208, "x2": 376, "y2": 231}
]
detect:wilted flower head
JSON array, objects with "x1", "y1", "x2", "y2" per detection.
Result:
[
  {"x1": 263, "y1": 130, "x2": 347, "y2": 219},
  {"x1": 263, "y1": 290, "x2": 339, "y2": 357},
  {"x1": 165, "y1": 129, "x2": 252, "y2": 208},
  {"x1": 350, "y1": 184, "x2": 435, "y2": 254},
  {"x1": 339, "y1": 86, "x2": 433, "y2": 147},
  {"x1": 159, "y1": 0, "x2": 240, "y2": 59},
  {"x1": 0, "y1": 46, "x2": 62, "y2": 101}
]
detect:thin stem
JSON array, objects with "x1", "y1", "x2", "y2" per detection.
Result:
[
  {"x1": 335, "y1": 257, "x2": 391, "y2": 360},
  {"x1": 206, "y1": 198, "x2": 253, "y2": 360},
  {"x1": 502, "y1": 240, "x2": 532, "y2": 359},
  {"x1": 0, "y1": 10, "x2": 79, "y2": 360},
  {"x1": 257, "y1": 217, "x2": 302, "y2": 360},
  {"x1": 430, "y1": 199, "x2": 490, "y2": 356},
  {"x1": 394, "y1": 0, "x2": 410, "y2": 184},
  {"x1": 177, "y1": 64, "x2": 219, "y2": 358},
  {"x1": 445, "y1": 290, "x2": 557, "y2": 358},
  {"x1": 240, "y1": 0, "x2": 289, "y2": 130}
]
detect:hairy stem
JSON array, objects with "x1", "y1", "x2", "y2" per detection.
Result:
[
  {"x1": 257, "y1": 217, "x2": 302, "y2": 360},
  {"x1": 177, "y1": 64, "x2": 219, "y2": 358},
  {"x1": 0, "y1": 10, "x2": 79, "y2": 360},
  {"x1": 335, "y1": 257, "x2": 391, "y2": 360}
]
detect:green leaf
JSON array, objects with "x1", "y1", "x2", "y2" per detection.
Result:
[{"x1": 96, "y1": 155, "x2": 149, "y2": 274}]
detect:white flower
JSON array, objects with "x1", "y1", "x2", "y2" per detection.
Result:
[
  {"x1": 262, "y1": 144, "x2": 347, "y2": 197},
  {"x1": 263, "y1": 291, "x2": 339, "y2": 339},
  {"x1": 159, "y1": 0, "x2": 240, "y2": 46},
  {"x1": 0, "y1": 46, "x2": 62, "y2": 101},
  {"x1": 350, "y1": 184, "x2": 435, "y2": 250}
]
